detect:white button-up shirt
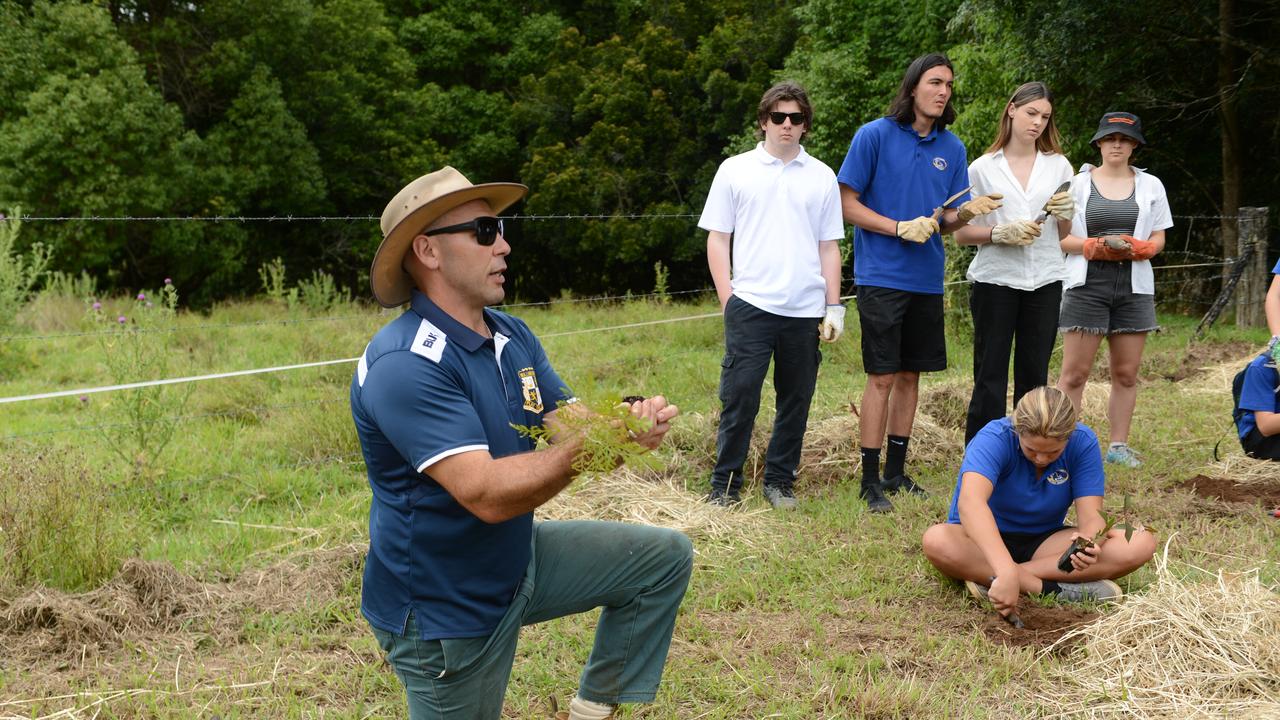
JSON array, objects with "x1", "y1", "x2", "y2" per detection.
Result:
[
  {"x1": 1063, "y1": 164, "x2": 1173, "y2": 294},
  {"x1": 964, "y1": 150, "x2": 1075, "y2": 291},
  {"x1": 699, "y1": 143, "x2": 844, "y2": 317}
]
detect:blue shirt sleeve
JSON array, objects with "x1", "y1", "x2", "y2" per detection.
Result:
[
  {"x1": 1240, "y1": 358, "x2": 1279, "y2": 413},
  {"x1": 1066, "y1": 424, "x2": 1105, "y2": 500},
  {"x1": 360, "y1": 351, "x2": 490, "y2": 473},
  {"x1": 837, "y1": 123, "x2": 879, "y2": 193},
  {"x1": 959, "y1": 421, "x2": 1012, "y2": 487}
]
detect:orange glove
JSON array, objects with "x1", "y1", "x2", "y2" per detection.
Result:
[
  {"x1": 1082, "y1": 237, "x2": 1130, "y2": 261},
  {"x1": 1127, "y1": 237, "x2": 1158, "y2": 260}
]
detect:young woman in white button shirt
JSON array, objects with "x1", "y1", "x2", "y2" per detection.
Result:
[{"x1": 955, "y1": 82, "x2": 1075, "y2": 444}]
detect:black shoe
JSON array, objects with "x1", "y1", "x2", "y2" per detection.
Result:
[
  {"x1": 706, "y1": 487, "x2": 741, "y2": 507},
  {"x1": 883, "y1": 474, "x2": 926, "y2": 497},
  {"x1": 859, "y1": 482, "x2": 893, "y2": 513}
]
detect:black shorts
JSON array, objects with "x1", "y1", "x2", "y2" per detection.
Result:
[
  {"x1": 1241, "y1": 427, "x2": 1280, "y2": 461},
  {"x1": 999, "y1": 525, "x2": 1070, "y2": 564},
  {"x1": 855, "y1": 285, "x2": 946, "y2": 374}
]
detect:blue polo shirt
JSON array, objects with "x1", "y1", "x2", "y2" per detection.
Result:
[
  {"x1": 350, "y1": 290, "x2": 572, "y2": 640},
  {"x1": 1237, "y1": 353, "x2": 1279, "y2": 439},
  {"x1": 837, "y1": 117, "x2": 971, "y2": 294},
  {"x1": 946, "y1": 418, "x2": 1105, "y2": 534}
]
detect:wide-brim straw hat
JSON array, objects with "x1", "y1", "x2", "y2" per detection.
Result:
[{"x1": 371, "y1": 166, "x2": 527, "y2": 307}]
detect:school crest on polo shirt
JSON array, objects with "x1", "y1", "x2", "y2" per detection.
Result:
[
  {"x1": 1045, "y1": 469, "x2": 1069, "y2": 486},
  {"x1": 518, "y1": 367, "x2": 543, "y2": 413},
  {"x1": 932, "y1": 157, "x2": 947, "y2": 171}
]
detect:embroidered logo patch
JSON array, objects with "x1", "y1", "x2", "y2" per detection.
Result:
[
  {"x1": 518, "y1": 367, "x2": 543, "y2": 413},
  {"x1": 932, "y1": 157, "x2": 947, "y2": 171},
  {"x1": 1045, "y1": 469, "x2": 1069, "y2": 486}
]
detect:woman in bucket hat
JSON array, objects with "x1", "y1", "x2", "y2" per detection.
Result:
[{"x1": 1055, "y1": 112, "x2": 1173, "y2": 467}]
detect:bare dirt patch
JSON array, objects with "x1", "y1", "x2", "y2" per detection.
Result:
[
  {"x1": 1178, "y1": 474, "x2": 1280, "y2": 508},
  {"x1": 979, "y1": 605, "x2": 1097, "y2": 650}
]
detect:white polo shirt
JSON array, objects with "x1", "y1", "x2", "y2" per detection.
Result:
[
  {"x1": 1063, "y1": 164, "x2": 1173, "y2": 294},
  {"x1": 698, "y1": 143, "x2": 844, "y2": 317},
  {"x1": 964, "y1": 149, "x2": 1074, "y2": 291}
]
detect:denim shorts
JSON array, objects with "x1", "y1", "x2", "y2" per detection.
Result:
[{"x1": 1058, "y1": 260, "x2": 1158, "y2": 335}]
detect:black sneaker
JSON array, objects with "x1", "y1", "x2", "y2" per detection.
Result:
[
  {"x1": 883, "y1": 474, "x2": 926, "y2": 497},
  {"x1": 859, "y1": 482, "x2": 893, "y2": 513},
  {"x1": 706, "y1": 488, "x2": 741, "y2": 507}
]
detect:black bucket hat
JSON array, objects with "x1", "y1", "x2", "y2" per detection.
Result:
[{"x1": 1090, "y1": 111, "x2": 1146, "y2": 148}]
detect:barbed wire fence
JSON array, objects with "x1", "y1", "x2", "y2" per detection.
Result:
[{"x1": 0, "y1": 207, "x2": 1272, "y2": 455}]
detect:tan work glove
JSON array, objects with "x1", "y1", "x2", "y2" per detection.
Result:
[
  {"x1": 896, "y1": 216, "x2": 940, "y2": 244},
  {"x1": 990, "y1": 220, "x2": 1041, "y2": 247},
  {"x1": 1043, "y1": 191, "x2": 1075, "y2": 221},
  {"x1": 956, "y1": 193, "x2": 1003, "y2": 222},
  {"x1": 818, "y1": 304, "x2": 845, "y2": 343}
]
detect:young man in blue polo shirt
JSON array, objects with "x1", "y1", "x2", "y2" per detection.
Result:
[
  {"x1": 837, "y1": 53, "x2": 1003, "y2": 512},
  {"x1": 700, "y1": 80, "x2": 846, "y2": 510},
  {"x1": 351, "y1": 167, "x2": 693, "y2": 720}
]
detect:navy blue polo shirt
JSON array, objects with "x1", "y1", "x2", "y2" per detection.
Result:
[
  {"x1": 946, "y1": 418, "x2": 1105, "y2": 534},
  {"x1": 350, "y1": 290, "x2": 572, "y2": 640},
  {"x1": 1237, "y1": 353, "x2": 1279, "y2": 439},
  {"x1": 837, "y1": 117, "x2": 971, "y2": 294}
]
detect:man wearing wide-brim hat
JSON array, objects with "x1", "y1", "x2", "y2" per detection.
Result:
[{"x1": 351, "y1": 166, "x2": 693, "y2": 720}]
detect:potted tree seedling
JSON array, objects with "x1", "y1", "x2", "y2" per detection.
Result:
[{"x1": 1056, "y1": 494, "x2": 1147, "y2": 573}]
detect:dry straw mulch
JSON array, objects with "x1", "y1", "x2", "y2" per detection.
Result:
[
  {"x1": 539, "y1": 465, "x2": 776, "y2": 549},
  {"x1": 1036, "y1": 542, "x2": 1280, "y2": 718},
  {"x1": 1200, "y1": 453, "x2": 1280, "y2": 487}
]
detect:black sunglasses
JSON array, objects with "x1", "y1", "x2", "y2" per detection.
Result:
[
  {"x1": 768, "y1": 111, "x2": 805, "y2": 126},
  {"x1": 424, "y1": 216, "x2": 505, "y2": 246}
]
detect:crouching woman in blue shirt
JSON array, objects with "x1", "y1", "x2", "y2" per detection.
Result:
[{"x1": 922, "y1": 386, "x2": 1155, "y2": 618}]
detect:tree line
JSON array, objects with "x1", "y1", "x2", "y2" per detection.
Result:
[{"x1": 0, "y1": 0, "x2": 1274, "y2": 305}]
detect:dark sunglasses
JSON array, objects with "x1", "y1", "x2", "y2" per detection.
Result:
[
  {"x1": 424, "y1": 216, "x2": 505, "y2": 246},
  {"x1": 768, "y1": 111, "x2": 805, "y2": 126}
]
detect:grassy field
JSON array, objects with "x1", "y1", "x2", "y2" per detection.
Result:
[{"x1": 1, "y1": 288, "x2": 1278, "y2": 718}]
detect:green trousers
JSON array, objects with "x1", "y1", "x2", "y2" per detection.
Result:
[{"x1": 371, "y1": 520, "x2": 694, "y2": 719}]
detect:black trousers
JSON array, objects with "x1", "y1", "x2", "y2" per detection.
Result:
[
  {"x1": 711, "y1": 296, "x2": 821, "y2": 493},
  {"x1": 965, "y1": 281, "x2": 1062, "y2": 444}
]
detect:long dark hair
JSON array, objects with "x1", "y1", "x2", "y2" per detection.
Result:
[
  {"x1": 986, "y1": 81, "x2": 1063, "y2": 155},
  {"x1": 885, "y1": 53, "x2": 956, "y2": 131}
]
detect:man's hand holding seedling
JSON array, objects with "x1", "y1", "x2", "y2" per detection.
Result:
[{"x1": 621, "y1": 396, "x2": 679, "y2": 450}]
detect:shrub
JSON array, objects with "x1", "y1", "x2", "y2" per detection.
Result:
[{"x1": 0, "y1": 449, "x2": 131, "y2": 591}]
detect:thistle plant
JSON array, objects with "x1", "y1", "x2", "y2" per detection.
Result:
[
  {"x1": 89, "y1": 279, "x2": 190, "y2": 480},
  {"x1": 0, "y1": 207, "x2": 52, "y2": 332},
  {"x1": 1057, "y1": 494, "x2": 1149, "y2": 572}
]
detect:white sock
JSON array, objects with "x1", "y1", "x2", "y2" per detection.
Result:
[{"x1": 568, "y1": 695, "x2": 616, "y2": 720}]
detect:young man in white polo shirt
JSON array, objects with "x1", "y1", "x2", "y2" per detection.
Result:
[{"x1": 699, "y1": 81, "x2": 846, "y2": 509}]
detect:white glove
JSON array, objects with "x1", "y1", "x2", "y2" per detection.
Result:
[
  {"x1": 990, "y1": 220, "x2": 1041, "y2": 247},
  {"x1": 896, "y1": 216, "x2": 940, "y2": 244},
  {"x1": 1044, "y1": 191, "x2": 1074, "y2": 221},
  {"x1": 957, "y1": 193, "x2": 1003, "y2": 222},
  {"x1": 819, "y1": 304, "x2": 846, "y2": 343}
]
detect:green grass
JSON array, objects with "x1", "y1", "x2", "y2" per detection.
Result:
[{"x1": 0, "y1": 291, "x2": 1277, "y2": 717}]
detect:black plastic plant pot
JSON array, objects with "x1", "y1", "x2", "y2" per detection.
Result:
[{"x1": 1056, "y1": 539, "x2": 1092, "y2": 573}]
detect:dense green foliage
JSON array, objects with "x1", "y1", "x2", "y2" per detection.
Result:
[{"x1": 0, "y1": 0, "x2": 1275, "y2": 304}]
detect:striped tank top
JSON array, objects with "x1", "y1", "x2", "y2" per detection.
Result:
[{"x1": 1085, "y1": 181, "x2": 1139, "y2": 237}]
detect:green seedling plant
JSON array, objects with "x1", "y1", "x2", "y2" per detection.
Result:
[
  {"x1": 1057, "y1": 494, "x2": 1149, "y2": 573},
  {"x1": 513, "y1": 395, "x2": 661, "y2": 476}
]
